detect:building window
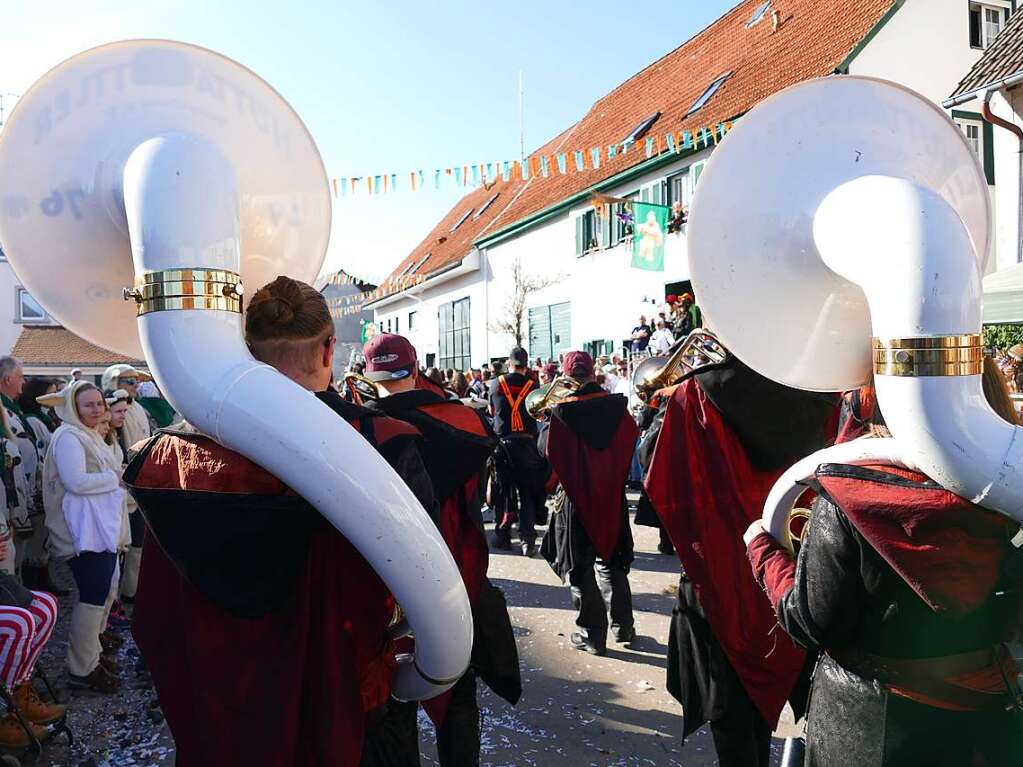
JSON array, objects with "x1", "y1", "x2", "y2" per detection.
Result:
[
  {"x1": 575, "y1": 210, "x2": 603, "y2": 256},
  {"x1": 450, "y1": 208, "x2": 474, "y2": 232},
  {"x1": 959, "y1": 120, "x2": 982, "y2": 158},
  {"x1": 970, "y1": 3, "x2": 1009, "y2": 48},
  {"x1": 528, "y1": 302, "x2": 571, "y2": 362},
  {"x1": 685, "y1": 72, "x2": 732, "y2": 117},
  {"x1": 624, "y1": 112, "x2": 662, "y2": 143},
  {"x1": 746, "y1": 1, "x2": 771, "y2": 28},
  {"x1": 473, "y1": 193, "x2": 500, "y2": 220},
  {"x1": 408, "y1": 310, "x2": 417, "y2": 330},
  {"x1": 394, "y1": 315, "x2": 400, "y2": 334},
  {"x1": 15, "y1": 288, "x2": 45, "y2": 323},
  {"x1": 438, "y1": 297, "x2": 471, "y2": 371}
]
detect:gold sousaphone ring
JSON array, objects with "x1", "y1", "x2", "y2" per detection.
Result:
[
  {"x1": 123, "y1": 268, "x2": 244, "y2": 315},
  {"x1": 872, "y1": 335, "x2": 982, "y2": 377}
]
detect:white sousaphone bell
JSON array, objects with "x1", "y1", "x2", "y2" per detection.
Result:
[
  {"x1": 0, "y1": 40, "x2": 472, "y2": 699},
  {"x1": 688, "y1": 75, "x2": 1023, "y2": 547}
]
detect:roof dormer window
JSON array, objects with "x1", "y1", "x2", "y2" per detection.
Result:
[
  {"x1": 473, "y1": 193, "x2": 500, "y2": 220},
  {"x1": 746, "y1": 1, "x2": 771, "y2": 28},
  {"x1": 685, "y1": 72, "x2": 732, "y2": 117},
  {"x1": 450, "y1": 208, "x2": 474, "y2": 232},
  {"x1": 625, "y1": 112, "x2": 661, "y2": 143}
]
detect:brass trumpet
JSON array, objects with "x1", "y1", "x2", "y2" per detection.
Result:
[
  {"x1": 525, "y1": 376, "x2": 581, "y2": 419},
  {"x1": 632, "y1": 329, "x2": 729, "y2": 403},
  {"x1": 343, "y1": 372, "x2": 380, "y2": 405}
]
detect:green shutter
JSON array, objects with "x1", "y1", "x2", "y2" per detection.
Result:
[
  {"x1": 551, "y1": 302, "x2": 572, "y2": 355},
  {"x1": 640, "y1": 187, "x2": 650, "y2": 203},
  {"x1": 984, "y1": 120, "x2": 996, "y2": 185},
  {"x1": 529, "y1": 305, "x2": 553, "y2": 360},
  {"x1": 575, "y1": 214, "x2": 584, "y2": 256},
  {"x1": 610, "y1": 203, "x2": 621, "y2": 246},
  {"x1": 692, "y1": 162, "x2": 705, "y2": 187}
]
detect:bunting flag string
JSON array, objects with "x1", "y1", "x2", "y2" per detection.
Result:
[
  {"x1": 331, "y1": 120, "x2": 734, "y2": 197},
  {"x1": 324, "y1": 272, "x2": 428, "y2": 317}
]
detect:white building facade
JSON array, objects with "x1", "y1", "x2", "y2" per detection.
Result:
[{"x1": 371, "y1": 0, "x2": 1013, "y2": 368}]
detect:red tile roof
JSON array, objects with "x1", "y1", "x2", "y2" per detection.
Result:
[
  {"x1": 12, "y1": 327, "x2": 145, "y2": 368},
  {"x1": 381, "y1": 0, "x2": 896, "y2": 288},
  {"x1": 951, "y1": 8, "x2": 1023, "y2": 100}
]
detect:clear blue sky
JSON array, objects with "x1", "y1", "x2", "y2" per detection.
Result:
[{"x1": 1, "y1": 0, "x2": 740, "y2": 282}]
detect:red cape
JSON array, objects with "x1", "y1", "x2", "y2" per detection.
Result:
[
  {"x1": 645, "y1": 379, "x2": 807, "y2": 726},
  {"x1": 817, "y1": 464, "x2": 1015, "y2": 616},
  {"x1": 131, "y1": 435, "x2": 397, "y2": 767},
  {"x1": 546, "y1": 391, "x2": 638, "y2": 561}
]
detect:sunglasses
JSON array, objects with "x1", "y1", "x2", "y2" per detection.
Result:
[{"x1": 118, "y1": 378, "x2": 138, "y2": 386}]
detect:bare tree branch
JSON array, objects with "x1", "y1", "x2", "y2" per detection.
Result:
[{"x1": 489, "y1": 259, "x2": 561, "y2": 348}]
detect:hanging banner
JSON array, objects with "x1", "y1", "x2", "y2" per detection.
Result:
[
  {"x1": 328, "y1": 119, "x2": 737, "y2": 197},
  {"x1": 631, "y1": 202, "x2": 669, "y2": 272}
]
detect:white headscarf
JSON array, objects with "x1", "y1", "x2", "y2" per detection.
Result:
[{"x1": 38, "y1": 381, "x2": 119, "y2": 472}]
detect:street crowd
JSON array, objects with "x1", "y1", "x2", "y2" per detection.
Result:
[{"x1": 0, "y1": 274, "x2": 1018, "y2": 765}]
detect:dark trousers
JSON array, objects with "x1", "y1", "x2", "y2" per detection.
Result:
[
  {"x1": 387, "y1": 671, "x2": 480, "y2": 767},
  {"x1": 435, "y1": 672, "x2": 480, "y2": 767},
  {"x1": 360, "y1": 701, "x2": 421, "y2": 767},
  {"x1": 708, "y1": 659, "x2": 772, "y2": 767},
  {"x1": 68, "y1": 551, "x2": 117, "y2": 606},
  {"x1": 569, "y1": 552, "x2": 633, "y2": 646},
  {"x1": 494, "y1": 439, "x2": 547, "y2": 545}
]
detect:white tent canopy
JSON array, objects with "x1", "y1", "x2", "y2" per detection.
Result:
[{"x1": 983, "y1": 264, "x2": 1023, "y2": 324}]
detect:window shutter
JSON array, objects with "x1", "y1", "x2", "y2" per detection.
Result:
[
  {"x1": 984, "y1": 119, "x2": 996, "y2": 184},
  {"x1": 575, "y1": 214, "x2": 584, "y2": 256},
  {"x1": 640, "y1": 187, "x2": 650, "y2": 203},
  {"x1": 610, "y1": 203, "x2": 621, "y2": 246},
  {"x1": 599, "y1": 209, "x2": 611, "y2": 249},
  {"x1": 1005, "y1": 7, "x2": 1011, "y2": 24},
  {"x1": 970, "y1": 8, "x2": 981, "y2": 46},
  {"x1": 652, "y1": 180, "x2": 665, "y2": 206},
  {"x1": 693, "y1": 162, "x2": 705, "y2": 187}
]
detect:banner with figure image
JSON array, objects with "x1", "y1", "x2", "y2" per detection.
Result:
[{"x1": 631, "y1": 202, "x2": 669, "y2": 271}]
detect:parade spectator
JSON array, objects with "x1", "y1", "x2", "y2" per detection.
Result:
[
  {"x1": 468, "y1": 370, "x2": 487, "y2": 398},
  {"x1": 69, "y1": 370, "x2": 83, "y2": 383},
  {"x1": 668, "y1": 201, "x2": 688, "y2": 234},
  {"x1": 18, "y1": 378, "x2": 57, "y2": 453},
  {"x1": 40, "y1": 382, "x2": 128, "y2": 693},
  {"x1": 649, "y1": 319, "x2": 675, "y2": 355},
  {"x1": 425, "y1": 367, "x2": 445, "y2": 387},
  {"x1": 630, "y1": 316, "x2": 651, "y2": 354},
  {"x1": 540, "y1": 362, "x2": 559, "y2": 385},
  {"x1": 451, "y1": 371, "x2": 469, "y2": 398}
]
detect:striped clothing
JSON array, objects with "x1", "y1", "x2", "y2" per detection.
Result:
[{"x1": 0, "y1": 592, "x2": 57, "y2": 689}]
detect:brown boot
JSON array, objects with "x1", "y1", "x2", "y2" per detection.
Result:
[
  {"x1": 99, "y1": 630, "x2": 124, "y2": 653},
  {"x1": 0, "y1": 712, "x2": 49, "y2": 747},
  {"x1": 12, "y1": 682, "x2": 64, "y2": 725},
  {"x1": 69, "y1": 664, "x2": 121, "y2": 694},
  {"x1": 98, "y1": 654, "x2": 121, "y2": 675}
]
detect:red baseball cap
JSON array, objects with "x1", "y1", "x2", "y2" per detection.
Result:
[
  {"x1": 563, "y1": 350, "x2": 594, "y2": 379},
  {"x1": 363, "y1": 334, "x2": 417, "y2": 382}
]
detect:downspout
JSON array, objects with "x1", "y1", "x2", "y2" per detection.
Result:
[
  {"x1": 481, "y1": 247, "x2": 490, "y2": 364},
  {"x1": 983, "y1": 89, "x2": 1023, "y2": 264}
]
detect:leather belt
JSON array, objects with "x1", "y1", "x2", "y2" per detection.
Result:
[{"x1": 830, "y1": 646, "x2": 1015, "y2": 711}]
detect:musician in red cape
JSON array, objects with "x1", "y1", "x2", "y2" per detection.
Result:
[
  {"x1": 361, "y1": 333, "x2": 521, "y2": 767},
  {"x1": 126, "y1": 278, "x2": 435, "y2": 767},
  {"x1": 746, "y1": 401, "x2": 1023, "y2": 765},
  {"x1": 540, "y1": 350, "x2": 638, "y2": 656},
  {"x1": 645, "y1": 354, "x2": 839, "y2": 767}
]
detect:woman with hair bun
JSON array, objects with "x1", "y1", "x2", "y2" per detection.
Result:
[{"x1": 127, "y1": 275, "x2": 435, "y2": 767}]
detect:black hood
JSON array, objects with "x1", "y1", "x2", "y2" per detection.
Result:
[
  {"x1": 553, "y1": 384, "x2": 630, "y2": 450},
  {"x1": 696, "y1": 357, "x2": 838, "y2": 472}
]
